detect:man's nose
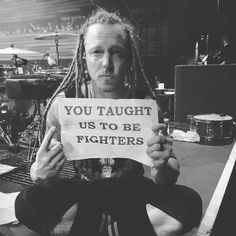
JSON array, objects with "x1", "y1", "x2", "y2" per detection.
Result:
[{"x1": 102, "y1": 53, "x2": 113, "y2": 71}]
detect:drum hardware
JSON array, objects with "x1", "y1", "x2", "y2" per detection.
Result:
[
  {"x1": 5, "y1": 74, "x2": 62, "y2": 157},
  {"x1": 0, "y1": 102, "x2": 19, "y2": 151},
  {"x1": 0, "y1": 126, "x2": 16, "y2": 150},
  {"x1": 34, "y1": 32, "x2": 78, "y2": 67},
  {"x1": 0, "y1": 126, "x2": 19, "y2": 152},
  {"x1": 0, "y1": 103, "x2": 11, "y2": 145},
  {"x1": 11, "y1": 54, "x2": 40, "y2": 76},
  {"x1": 17, "y1": 112, "x2": 39, "y2": 144},
  {"x1": 12, "y1": 103, "x2": 37, "y2": 134},
  {"x1": 17, "y1": 114, "x2": 41, "y2": 161},
  {"x1": 0, "y1": 65, "x2": 18, "y2": 87},
  {"x1": 11, "y1": 54, "x2": 38, "y2": 70},
  {"x1": 27, "y1": 136, "x2": 37, "y2": 161},
  {"x1": 0, "y1": 44, "x2": 41, "y2": 77},
  {"x1": 11, "y1": 101, "x2": 41, "y2": 160},
  {"x1": 34, "y1": 67, "x2": 68, "y2": 77}
]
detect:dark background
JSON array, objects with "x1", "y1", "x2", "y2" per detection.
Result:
[{"x1": 0, "y1": 0, "x2": 236, "y2": 88}]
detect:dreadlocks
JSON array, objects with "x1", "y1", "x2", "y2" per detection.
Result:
[{"x1": 39, "y1": 8, "x2": 159, "y2": 142}]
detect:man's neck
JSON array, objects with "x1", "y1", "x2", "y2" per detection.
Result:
[{"x1": 90, "y1": 83, "x2": 131, "y2": 99}]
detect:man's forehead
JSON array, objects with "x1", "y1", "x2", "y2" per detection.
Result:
[{"x1": 84, "y1": 23, "x2": 127, "y2": 44}]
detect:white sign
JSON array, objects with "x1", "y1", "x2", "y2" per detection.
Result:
[{"x1": 58, "y1": 98, "x2": 158, "y2": 166}]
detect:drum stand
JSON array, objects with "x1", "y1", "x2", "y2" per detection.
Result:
[
  {"x1": 5, "y1": 74, "x2": 61, "y2": 159},
  {"x1": 0, "y1": 125, "x2": 13, "y2": 146},
  {"x1": 55, "y1": 37, "x2": 60, "y2": 67},
  {"x1": 0, "y1": 103, "x2": 19, "y2": 151},
  {"x1": 17, "y1": 99, "x2": 45, "y2": 161}
]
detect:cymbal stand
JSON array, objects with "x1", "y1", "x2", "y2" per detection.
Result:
[
  {"x1": 16, "y1": 100, "x2": 43, "y2": 161},
  {"x1": 55, "y1": 36, "x2": 60, "y2": 67},
  {"x1": 17, "y1": 119, "x2": 40, "y2": 161},
  {"x1": 0, "y1": 124, "x2": 13, "y2": 146},
  {"x1": 0, "y1": 102, "x2": 19, "y2": 151}
]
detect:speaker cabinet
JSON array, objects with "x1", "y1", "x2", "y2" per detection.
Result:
[{"x1": 174, "y1": 64, "x2": 236, "y2": 122}]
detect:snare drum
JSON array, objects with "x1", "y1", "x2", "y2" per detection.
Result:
[{"x1": 192, "y1": 114, "x2": 235, "y2": 144}]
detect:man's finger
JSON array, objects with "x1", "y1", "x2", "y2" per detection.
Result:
[
  {"x1": 49, "y1": 152, "x2": 66, "y2": 167},
  {"x1": 40, "y1": 126, "x2": 57, "y2": 151},
  {"x1": 151, "y1": 124, "x2": 168, "y2": 136},
  {"x1": 147, "y1": 135, "x2": 166, "y2": 146},
  {"x1": 47, "y1": 143, "x2": 63, "y2": 162},
  {"x1": 151, "y1": 123, "x2": 166, "y2": 131},
  {"x1": 146, "y1": 143, "x2": 161, "y2": 155},
  {"x1": 148, "y1": 149, "x2": 171, "y2": 161},
  {"x1": 49, "y1": 138, "x2": 61, "y2": 149}
]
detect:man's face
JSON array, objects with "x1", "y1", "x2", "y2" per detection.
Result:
[{"x1": 84, "y1": 23, "x2": 129, "y2": 93}]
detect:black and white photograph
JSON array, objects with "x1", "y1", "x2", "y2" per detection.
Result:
[{"x1": 0, "y1": 1, "x2": 235, "y2": 235}]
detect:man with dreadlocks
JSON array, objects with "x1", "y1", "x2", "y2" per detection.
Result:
[{"x1": 15, "y1": 9, "x2": 202, "y2": 236}]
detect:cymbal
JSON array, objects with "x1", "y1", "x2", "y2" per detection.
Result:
[
  {"x1": 34, "y1": 32, "x2": 78, "y2": 40},
  {"x1": 0, "y1": 47, "x2": 39, "y2": 55}
]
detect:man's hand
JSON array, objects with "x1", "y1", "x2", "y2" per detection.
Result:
[
  {"x1": 146, "y1": 124, "x2": 173, "y2": 168},
  {"x1": 146, "y1": 124, "x2": 179, "y2": 185},
  {"x1": 30, "y1": 126, "x2": 66, "y2": 187}
]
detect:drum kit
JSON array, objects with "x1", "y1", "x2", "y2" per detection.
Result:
[
  {"x1": 0, "y1": 32, "x2": 77, "y2": 154},
  {"x1": 0, "y1": 31, "x2": 235, "y2": 152}
]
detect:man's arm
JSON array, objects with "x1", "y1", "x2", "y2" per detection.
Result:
[
  {"x1": 30, "y1": 97, "x2": 66, "y2": 188},
  {"x1": 150, "y1": 152, "x2": 180, "y2": 186},
  {"x1": 30, "y1": 126, "x2": 66, "y2": 188}
]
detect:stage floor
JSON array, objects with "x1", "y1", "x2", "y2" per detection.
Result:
[{"x1": 0, "y1": 134, "x2": 234, "y2": 236}]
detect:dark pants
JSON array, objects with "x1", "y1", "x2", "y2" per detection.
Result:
[{"x1": 15, "y1": 176, "x2": 202, "y2": 236}]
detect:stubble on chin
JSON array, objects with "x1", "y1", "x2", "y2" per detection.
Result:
[
  {"x1": 92, "y1": 78, "x2": 120, "y2": 91},
  {"x1": 91, "y1": 80, "x2": 127, "y2": 96}
]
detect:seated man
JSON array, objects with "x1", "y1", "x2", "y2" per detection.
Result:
[{"x1": 15, "y1": 9, "x2": 202, "y2": 236}]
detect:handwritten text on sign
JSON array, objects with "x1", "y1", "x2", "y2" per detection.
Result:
[{"x1": 58, "y1": 98, "x2": 158, "y2": 166}]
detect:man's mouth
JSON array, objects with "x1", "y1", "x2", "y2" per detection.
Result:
[{"x1": 99, "y1": 74, "x2": 115, "y2": 79}]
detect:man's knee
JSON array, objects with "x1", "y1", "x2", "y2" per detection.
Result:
[
  {"x1": 15, "y1": 189, "x2": 33, "y2": 225},
  {"x1": 177, "y1": 185, "x2": 202, "y2": 232},
  {"x1": 147, "y1": 205, "x2": 183, "y2": 236},
  {"x1": 15, "y1": 188, "x2": 56, "y2": 235},
  {"x1": 157, "y1": 221, "x2": 183, "y2": 236}
]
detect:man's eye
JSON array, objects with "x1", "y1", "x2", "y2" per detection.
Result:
[
  {"x1": 91, "y1": 50, "x2": 103, "y2": 55},
  {"x1": 112, "y1": 51, "x2": 123, "y2": 57}
]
